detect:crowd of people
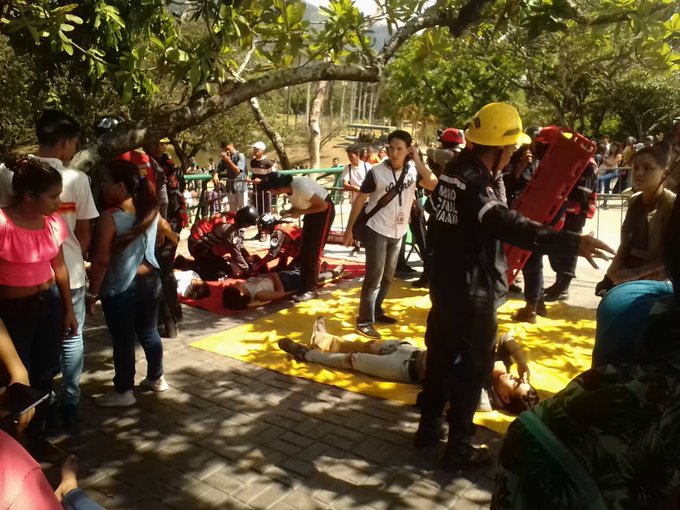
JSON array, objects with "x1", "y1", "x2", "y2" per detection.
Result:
[{"x1": 0, "y1": 103, "x2": 679, "y2": 509}]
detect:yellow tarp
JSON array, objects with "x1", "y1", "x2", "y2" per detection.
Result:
[{"x1": 190, "y1": 281, "x2": 595, "y2": 434}]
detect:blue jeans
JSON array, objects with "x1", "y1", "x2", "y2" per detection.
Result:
[
  {"x1": 62, "y1": 488, "x2": 105, "y2": 510},
  {"x1": 101, "y1": 273, "x2": 164, "y2": 393},
  {"x1": 597, "y1": 172, "x2": 619, "y2": 194},
  {"x1": 593, "y1": 280, "x2": 674, "y2": 366},
  {"x1": 358, "y1": 227, "x2": 401, "y2": 326},
  {"x1": 61, "y1": 286, "x2": 85, "y2": 406}
]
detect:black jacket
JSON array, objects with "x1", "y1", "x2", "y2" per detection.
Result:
[{"x1": 429, "y1": 152, "x2": 581, "y2": 312}]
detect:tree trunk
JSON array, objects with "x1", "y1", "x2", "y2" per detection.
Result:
[
  {"x1": 249, "y1": 97, "x2": 292, "y2": 170},
  {"x1": 340, "y1": 81, "x2": 346, "y2": 123},
  {"x1": 306, "y1": 82, "x2": 311, "y2": 123},
  {"x1": 368, "y1": 84, "x2": 375, "y2": 125},
  {"x1": 349, "y1": 82, "x2": 356, "y2": 124},
  {"x1": 309, "y1": 81, "x2": 329, "y2": 169}
]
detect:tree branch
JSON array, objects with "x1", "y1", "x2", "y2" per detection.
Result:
[
  {"x1": 249, "y1": 97, "x2": 291, "y2": 169},
  {"x1": 80, "y1": 61, "x2": 380, "y2": 167},
  {"x1": 379, "y1": 0, "x2": 495, "y2": 65}
]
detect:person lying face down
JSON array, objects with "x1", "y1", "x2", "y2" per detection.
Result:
[{"x1": 278, "y1": 316, "x2": 539, "y2": 415}]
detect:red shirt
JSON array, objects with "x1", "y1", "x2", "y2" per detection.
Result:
[{"x1": 116, "y1": 150, "x2": 157, "y2": 189}]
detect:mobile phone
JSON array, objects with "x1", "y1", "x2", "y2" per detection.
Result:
[{"x1": 0, "y1": 383, "x2": 49, "y2": 417}]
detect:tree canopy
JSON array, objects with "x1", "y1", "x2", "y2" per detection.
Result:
[{"x1": 0, "y1": 0, "x2": 678, "y2": 165}]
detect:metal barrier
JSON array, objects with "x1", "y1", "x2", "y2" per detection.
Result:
[{"x1": 183, "y1": 168, "x2": 346, "y2": 223}]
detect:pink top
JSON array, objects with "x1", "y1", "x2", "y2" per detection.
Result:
[
  {"x1": 0, "y1": 429, "x2": 62, "y2": 509},
  {"x1": 0, "y1": 209, "x2": 67, "y2": 287}
]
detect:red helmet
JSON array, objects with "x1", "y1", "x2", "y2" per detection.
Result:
[
  {"x1": 440, "y1": 128, "x2": 464, "y2": 145},
  {"x1": 534, "y1": 125, "x2": 561, "y2": 145}
]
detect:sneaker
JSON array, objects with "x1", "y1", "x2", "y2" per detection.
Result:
[
  {"x1": 511, "y1": 307, "x2": 537, "y2": 324},
  {"x1": 96, "y1": 390, "x2": 136, "y2": 407},
  {"x1": 356, "y1": 324, "x2": 381, "y2": 340},
  {"x1": 441, "y1": 443, "x2": 492, "y2": 473},
  {"x1": 313, "y1": 316, "x2": 327, "y2": 334},
  {"x1": 331, "y1": 264, "x2": 345, "y2": 278},
  {"x1": 140, "y1": 376, "x2": 170, "y2": 393},
  {"x1": 375, "y1": 314, "x2": 397, "y2": 324},
  {"x1": 278, "y1": 337, "x2": 309, "y2": 362},
  {"x1": 293, "y1": 290, "x2": 318, "y2": 302}
]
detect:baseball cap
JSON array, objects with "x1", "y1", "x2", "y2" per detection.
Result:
[{"x1": 252, "y1": 141, "x2": 266, "y2": 151}]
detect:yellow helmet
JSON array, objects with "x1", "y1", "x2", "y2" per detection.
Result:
[{"x1": 464, "y1": 102, "x2": 532, "y2": 147}]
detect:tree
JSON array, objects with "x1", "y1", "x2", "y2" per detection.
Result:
[{"x1": 0, "y1": 0, "x2": 677, "y2": 169}]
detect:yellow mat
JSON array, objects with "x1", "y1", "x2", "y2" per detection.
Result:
[{"x1": 190, "y1": 281, "x2": 595, "y2": 434}]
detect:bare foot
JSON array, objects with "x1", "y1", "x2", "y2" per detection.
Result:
[{"x1": 54, "y1": 455, "x2": 78, "y2": 502}]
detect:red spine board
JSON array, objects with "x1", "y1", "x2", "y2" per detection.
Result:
[{"x1": 505, "y1": 131, "x2": 596, "y2": 285}]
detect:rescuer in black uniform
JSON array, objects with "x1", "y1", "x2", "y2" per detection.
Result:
[{"x1": 416, "y1": 102, "x2": 615, "y2": 473}]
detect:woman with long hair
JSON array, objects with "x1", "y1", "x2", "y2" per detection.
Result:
[
  {"x1": 88, "y1": 159, "x2": 178, "y2": 407},
  {"x1": 0, "y1": 159, "x2": 77, "y2": 446},
  {"x1": 595, "y1": 142, "x2": 676, "y2": 295}
]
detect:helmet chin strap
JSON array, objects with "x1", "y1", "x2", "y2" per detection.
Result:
[{"x1": 492, "y1": 148, "x2": 505, "y2": 175}]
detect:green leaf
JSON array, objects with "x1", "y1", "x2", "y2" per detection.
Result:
[
  {"x1": 122, "y1": 78, "x2": 134, "y2": 103},
  {"x1": 189, "y1": 63, "x2": 201, "y2": 87},
  {"x1": 149, "y1": 35, "x2": 165, "y2": 50}
]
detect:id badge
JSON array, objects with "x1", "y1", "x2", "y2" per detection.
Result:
[{"x1": 397, "y1": 211, "x2": 405, "y2": 225}]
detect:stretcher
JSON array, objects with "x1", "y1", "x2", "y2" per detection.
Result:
[{"x1": 505, "y1": 130, "x2": 596, "y2": 285}]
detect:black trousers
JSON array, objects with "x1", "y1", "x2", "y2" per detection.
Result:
[
  {"x1": 522, "y1": 252, "x2": 544, "y2": 305},
  {"x1": 548, "y1": 213, "x2": 586, "y2": 279},
  {"x1": 299, "y1": 199, "x2": 335, "y2": 292},
  {"x1": 157, "y1": 240, "x2": 180, "y2": 326},
  {"x1": 420, "y1": 302, "x2": 497, "y2": 444},
  {"x1": 397, "y1": 200, "x2": 428, "y2": 269}
]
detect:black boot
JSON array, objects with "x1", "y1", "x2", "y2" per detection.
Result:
[
  {"x1": 441, "y1": 434, "x2": 492, "y2": 473},
  {"x1": 413, "y1": 415, "x2": 447, "y2": 449},
  {"x1": 544, "y1": 276, "x2": 572, "y2": 302},
  {"x1": 412, "y1": 273, "x2": 429, "y2": 288}
]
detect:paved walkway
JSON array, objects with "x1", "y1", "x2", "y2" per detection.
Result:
[{"x1": 45, "y1": 207, "x2": 623, "y2": 509}]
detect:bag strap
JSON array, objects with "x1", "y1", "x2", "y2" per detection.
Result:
[
  {"x1": 519, "y1": 412, "x2": 608, "y2": 510},
  {"x1": 364, "y1": 166, "x2": 408, "y2": 222}
]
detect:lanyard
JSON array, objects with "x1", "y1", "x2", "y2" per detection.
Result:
[
  {"x1": 386, "y1": 160, "x2": 404, "y2": 207},
  {"x1": 391, "y1": 169, "x2": 403, "y2": 206}
]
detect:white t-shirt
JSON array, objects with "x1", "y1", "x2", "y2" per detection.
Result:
[
  {"x1": 32, "y1": 157, "x2": 99, "y2": 289},
  {"x1": 360, "y1": 161, "x2": 418, "y2": 239},
  {"x1": 174, "y1": 270, "x2": 202, "y2": 297},
  {"x1": 341, "y1": 162, "x2": 370, "y2": 203},
  {"x1": 289, "y1": 177, "x2": 328, "y2": 211}
]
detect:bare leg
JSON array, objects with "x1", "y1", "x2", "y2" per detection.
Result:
[{"x1": 54, "y1": 455, "x2": 78, "y2": 502}]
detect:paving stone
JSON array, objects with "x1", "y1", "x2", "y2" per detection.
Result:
[
  {"x1": 249, "y1": 482, "x2": 291, "y2": 509},
  {"x1": 71, "y1": 272, "x2": 543, "y2": 510},
  {"x1": 279, "y1": 489, "x2": 325, "y2": 510}
]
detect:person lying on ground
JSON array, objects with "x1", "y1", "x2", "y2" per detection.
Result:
[
  {"x1": 278, "y1": 316, "x2": 538, "y2": 415},
  {"x1": 190, "y1": 264, "x2": 345, "y2": 309}
]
